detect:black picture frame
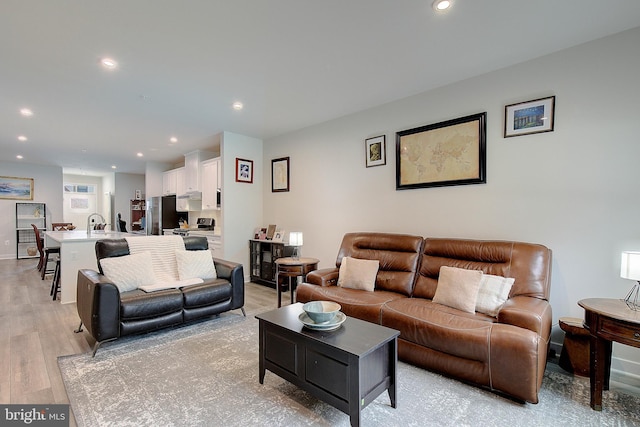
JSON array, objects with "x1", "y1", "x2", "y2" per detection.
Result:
[
  {"x1": 396, "y1": 112, "x2": 487, "y2": 190},
  {"x1": 365, "y1": 135, "x2": 386, "y2": 167},
  {"x1": 271, "y1": 157, "x2": 290, "y2": 192},
  {"x1": 504, "y1": 96, "x2": 555, "y2": 138}
]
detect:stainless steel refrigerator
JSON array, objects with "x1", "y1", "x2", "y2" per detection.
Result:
[{"x1": 146, "y1": 195, "x2": 184, "y2": 235}]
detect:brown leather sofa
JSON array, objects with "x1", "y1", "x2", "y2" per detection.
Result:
[{"x1": 296, "y1": 232, "x2": 552, "y2": 403}]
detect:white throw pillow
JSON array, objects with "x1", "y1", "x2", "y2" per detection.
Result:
[
  {"x1": 175, "y1": 250, "x2": 217, "y2": 281},
  {"x1": 100, "y1": 251, "x2": 156, "y2": 293},
  {"x1": 475, "y1": 274, "x2": 515, "y2": 317},
  {"x1": 432, "y1": 266, "x2": 483, "y2": 313},
  {"x1": 337, "y1": 256, "x2": 379, "y2": 291}
]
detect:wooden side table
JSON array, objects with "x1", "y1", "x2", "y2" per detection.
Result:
[
  {"x1": 578, "y1": 298, "x2": 640, "y2": 410},
  {"x1": 275, "y1": 257, "x2": 319, "y2": 307}
]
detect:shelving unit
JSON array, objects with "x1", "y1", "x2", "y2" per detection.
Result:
[
  {"x1": 249, "y1": 239, "x2": 295, "y2": 287},
  {"x1": 130, "y1": 199, "x2": 146, "y2": 231},
  {"x1": 16, "y1": 202, "x2": 46, "y2": 259}
]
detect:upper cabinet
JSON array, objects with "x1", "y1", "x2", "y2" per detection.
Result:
[
  {"x1": 175, "y1": 167, "x2": 189, "y2": 212},
  {"x1": 184, "y1": 151, "x2": 201, "y2": 193},
  {"x1": 201, "y1": 158, "x2": 220, "y2": 210},
  {"x1": 163, "y1": 150, "x2": 217, "y2": 211},
  {"x1": 162, "y1": 169, "x2": 178, "y2": 195}
]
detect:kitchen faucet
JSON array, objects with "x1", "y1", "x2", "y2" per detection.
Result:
[{"x1": 87, "y1": 213, "x2": 106, "y2": 235}]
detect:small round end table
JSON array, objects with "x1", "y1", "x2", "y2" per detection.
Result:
[{"x1": 275, "y1": 257, "x2": 319, "y2": 307}]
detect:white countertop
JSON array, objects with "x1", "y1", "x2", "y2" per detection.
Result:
[{"x1": 46, "y1": 230, "x2": 136, "y2": 243}]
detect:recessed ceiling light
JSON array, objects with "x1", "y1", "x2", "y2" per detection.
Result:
[
  {"x1": 170, "y1": 137, "x2": 178, "y2": 143},
  {"x1": 100, "y1": 57, "x2": 118, "y2": 69},
  {"x1": 433, "y1": 0, "x2": 452, "y2": 11},
  {"x1": 137, "y1": 152, "x2": 144, "y2": 157},
  {"x1": 20, "y1": 108, "x2": 33, "y2": 117},
  {"x1": 16, "y1": 155, "x2": 23, "y2": 159},
  {"x1": 18, "y1": 135, "x2": 27, "y2": 141},
  {"x1": 232, "y1": 101, "x2": 244, "y2": 111},
  {"x1": 111, "y1": 165, "x2": 117, "y2": 169}
]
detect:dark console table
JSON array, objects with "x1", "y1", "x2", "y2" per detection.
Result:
[
  {"x1": 578, "y1": 298, "x2": 640, "y2": 410},
  {"x1": 256, "y1": 303, "x2": 399, "y2": 427}
]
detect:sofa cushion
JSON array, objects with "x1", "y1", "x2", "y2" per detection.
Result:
[
  {"x1": 432, "y1": 266, "x2": 483, "y2": 313},
  {"x1": 337, "y1": 256, "x2": 379, "y2": 291},
  {"x1": 119, "y1": 288, "x2": 183, "y2": 320},
  {"x1": 99, "y1": 251, "x2": 156, "y2": 292},
  {"x1": 181, "y1": 279, "x2": 233, "y2": 308},
  {"x1": 175, "y1": 249, "x2": 217, "y2": 281},
  {"x1": 296, "y1": 282, "x2": 406, "y2": 324},
  {"x1": 381, "y1": 298, "x2": 494, "y2": 361},
  {"x1": 476, "y1": 274, "x2": 514, "y2": 317},
  {"x1": 336, "y1": 232, "x2": 423, "y2": 296}
]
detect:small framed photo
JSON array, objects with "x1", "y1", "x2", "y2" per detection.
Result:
[
  {"x1": 365, "y1": 135, "x2": 386, "y2": 167},
  {"x1": 272, "y1": 230, "x2": 285, "y2": 242},
  {"x1": 272, "y1": 157, "x2": 290, "y2": 192},
  {"x1": 266, "y1": 224, "x2": 277, "y2": 240},
  {"x1": 235, "y1": 158, "x2": 253, "y2": 183},
  {"x1": 504, "y1": 96, "x2": 555, "y2": 138}
]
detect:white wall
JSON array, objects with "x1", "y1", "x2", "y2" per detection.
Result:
[
  {"x1": 114, "y1": 173, "x2": 145, "y2": 229},
  {"x1": 0, "y1": 162, "x2": 63, "y2": 259},
  {"x1": 263, "y1": 27, "x2": 640, "y2": 382},
  {"x1": 221, "y1": 131, "x2": 263, "y2": 272}
]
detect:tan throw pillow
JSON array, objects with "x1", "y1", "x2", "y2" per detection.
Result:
[
  {"x1": 432, "y1": 266, "x2": 483, "y2": 313},
  {"x1": 475, "y1": 274, "x2": 515, "y2": 317},
  {"x1": 175, "y1": 250, "x2": 217, "y2": 281},
  {"x1": 100, "y1": 251, "x2": 156, "y2": 293},
  {"x1": 337, "y1": 256, "x2": 379, "y2": 291}
]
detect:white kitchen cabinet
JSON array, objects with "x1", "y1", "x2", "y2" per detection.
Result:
[
  {"x1": 162, "y1": 169, "x2": 178, "y2": 195},
  {"x1": 200, "y1": 157, "x2": 220, "y2": 210},
  {"x1": 175, "y1": 168, "x2": 189, "y2": 212},
  {"x1": 184, "y1": 151, "x2": 201, "y2": 193}
]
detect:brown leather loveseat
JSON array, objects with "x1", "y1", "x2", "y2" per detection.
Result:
[{"x1": 296, "y1": 232, "x2": 552, "y2": 403}]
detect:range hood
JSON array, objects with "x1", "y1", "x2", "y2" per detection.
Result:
[{"x1": 178, "y1": 190, "x2": 202, "y2": 200}]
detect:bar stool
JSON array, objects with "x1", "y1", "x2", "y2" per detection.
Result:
[
  {"x1": 50, "y1": 257, "x2": 61, "y2": 300},
  {"x1": 31, "y1": 224, "x2": 60, "y2": 278}
]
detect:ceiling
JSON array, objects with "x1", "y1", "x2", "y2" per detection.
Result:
[{"x1": 2, "y1": 1, "x2": 640, "y2": 176}]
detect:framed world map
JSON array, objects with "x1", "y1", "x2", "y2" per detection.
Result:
[{"x1": 395, "y1": 112, "x2": 486, "y2": 190}]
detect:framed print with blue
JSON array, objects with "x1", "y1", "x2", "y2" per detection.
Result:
[{"x1": 504, "y1": 96, "x2": 555, "y2": 138}]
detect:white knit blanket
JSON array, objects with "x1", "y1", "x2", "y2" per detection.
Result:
[{"x1": 125, "y1": 236, "x2": 185, "y2": 284}]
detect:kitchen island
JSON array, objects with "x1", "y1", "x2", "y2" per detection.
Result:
[{"x1": 45, "y1": 230, "x2": 137, "y2": 304}]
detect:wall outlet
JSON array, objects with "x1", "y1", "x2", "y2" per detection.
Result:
[{"x1": 4, "y1": 240, "x2": 9, "y2": 246}]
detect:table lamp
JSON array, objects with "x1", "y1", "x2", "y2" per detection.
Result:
[
  {"x1": 289, "y1": 232, "x2": 303, "y2": 260},
  {"x1": 620, "y1": 251, "x2": 640, "y2": 310}
]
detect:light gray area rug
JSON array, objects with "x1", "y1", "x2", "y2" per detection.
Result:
[{"x1": 59, "y1": 312, "x2": 640, "y2": 427}]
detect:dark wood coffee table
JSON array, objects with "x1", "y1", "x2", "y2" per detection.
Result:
[{"x1": 256, "y1": 303, "x2": 399, "y2": 427}]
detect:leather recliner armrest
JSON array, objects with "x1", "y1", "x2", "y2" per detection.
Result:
[
  {"x1": 213, "y1": 257, "x2": 244, "y2": 309},
  {"x1": 306, "y1": 268, "x2": 340, "y2": 287},
  {"x1": 76, "y1": 269, "x2": 121, "y2": 342},
  {"x1": 497, "y1": 295, "x2": 552, "y2": 338}
]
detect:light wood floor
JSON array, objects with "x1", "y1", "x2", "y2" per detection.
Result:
[{"x1": 0, "y1": 257, "x2": 287, "y2": 425}]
